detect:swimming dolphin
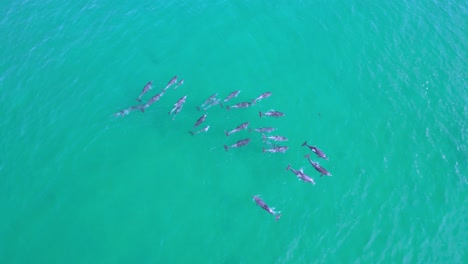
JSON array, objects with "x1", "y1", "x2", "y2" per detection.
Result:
[
  {"x1": 302, "y1": 141, "x2": 328, "y2": 160},
  {"x1": 249, "y1": 127, "x2": 277, "y2": 133},
  {"x1": 189, "y1": 125, "x2": 210, "y2": 135},
  {"x1": 164, "y1": 76, "x2": 178, "y2": 91},
  {"x1": 220, "y1": 90, "x2": 241, "y2": 108},
  {"x1": 197, "y1": 93, "x2": 218, "y2": 111},
  {"x1": 136, "y1": 81, "x2": 152, "y2": 102},
  {"x1": 224, "y1": 138, "x2": 250, "y2": 151},
  {"x1": 253, "y1": 195, "x2": 281, "y2": 221},
  {"x1": 305, "y1": 154, "x2": 331, "y2": 176},
  {"x1": 226, "y1": 102, "x2": 252, "y2": 110},
  {"x1": 143, "y1": 92, "x2": 164, "y2": 111},
  {"x1": 259, "y1": 110, "x2": 285, "y2": 118},
  {"x1": 114, "y1": 104, "x2": 145, "y2": 117},
  {"x1": 171, "y1": 105, "x2": 184, "y2": 120},
  {"x1": 286, "y1": 164, "x2": 316, "y2": 185},
  {"x1": 252, "y1": 92, "x2": 272, "y2": 104},
  {"x1": 262, "y1": 134, "x2": 288, "y2": 142},
  {"x1": 194, "y1": 114, "x2": 207, "y2": 127},
  {"x1": 169, "y1": 95, "x2": 187, "y2": 115},
  {"x1": 203, "y1": 98, "x2": 221, "y2": 111},
  {"x1": 262, "y1": 146, "x2": 289, "y2": 153},
  {"x1": 225, "y1": 122, "x2": 249, "y2": 136}
]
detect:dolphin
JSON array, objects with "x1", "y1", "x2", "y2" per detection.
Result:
[
  {"x1": 203, "y1": 98, "x2": 221, "y2": 111},
  {"x1": 171, "y1": 105, "x2": 184, "y2": 120},
  {"x1": 302, "y1": 141, "x2": 328, "y2": 160},
  {"x1": 194, "y1": 114, "x2": 207, "y2": 127},
  {"x1": 259, "y1": 110, "x2": 285, "y2": 118},
  {"x1": 136, "y1": 81, "x2": 152, "y2": 102},
  {"x1": 114, "y1": 104, "x2": 145, "y2": 117},
  {"x1": 225, "y1": 122, "x2": 249, "y2": 136},
  {"x1": 262, "y1": 146, "x2": 289, "y2": 153},
  {"x1": 253, "y1": 195, "x2": 281, "y2": 221},
  {"x1": 224, "y1": 138, "x2": 250, "y2": 151},
  {"x1": 226, "y1": 102, "x2": 252, "y2": 110},
  {"x1": 197, "y1": 93, "x2": 218, "y2": 111},
  {"x1": 252, "y1": 92, "x2": 272, "y2": 104},
  {"x1": 262, "y1": 134, "x2": 288, "y2": 142},
  {"x1": 143, "y1": 92, "x2": 164, "y2": 111},
  {"x1": 286, "y1": 164, "x2": 316, "y2": 185},
  {"x1": 169, "y1": 95, "x2": 187, "y2": 115},
  {"x1": 164, "y1": 76, "x2": 178, "y2": 91},
  {"x1": 305, "y1": 154, "x2": 331, "y2": 176},
  {"x1": 189, "y1": 125, "x2": 210, "y2": 135},
  {"x1": 249, "y1": 127, "x2": 277, "y2": 133},
  {"x1": 220, "y1": 90, "x2": 241, "y2": 108}
]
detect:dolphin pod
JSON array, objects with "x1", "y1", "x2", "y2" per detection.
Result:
[{"x1": 114, "y1": 77, "x2": 333, "y2": 221}]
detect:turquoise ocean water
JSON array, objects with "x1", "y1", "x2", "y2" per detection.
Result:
[{"x1": 1, "y1": 0, "x2": 467, "y2": 263}]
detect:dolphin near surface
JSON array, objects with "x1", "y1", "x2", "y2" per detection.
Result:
[{"x1": 253, "y1": 195, "x2": 281, "y2": 221}]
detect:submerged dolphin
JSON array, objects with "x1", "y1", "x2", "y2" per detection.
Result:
[
  {"x1": 225, "y1": 122, "x2": 249, "y2": 136},
  {"x1": 226, "y1": 102, "x2": 252, "y2": 110},
  {"x1": 194, "y1": 114, "x2": 207, "y2": 127},
  {"x1": 262, "y1": 146, "x2": 289, "y2": 153},
  {"x1": 252, "y1": 92, "x2": 272, "y2": 104},
  {"x1": 305, "y1": 154, "x2": 331, "y2": 176},
  {"x1": 136, "y1": 81, "x2": 152, "y2": 102},
  {"x1": 259, "y1": 110, "x2": 285, "y2": 118},
  {"x1": 253, "y1": 195, "x2": 281, "y2": 221},
  {"x1": 224, "y1": 138, "x2": 250, "y2": 151},
  {"x1": 164, "y1": 76, "x2": 178, "y2": 90},
  {"x1": 197, "y1": 93, "x2": 218, "y2": 111},
  {"x1": 262, "y1": 134, "x2": 288, "y2": 142},
  {"x1": 114, "y1": 104, "x2": 145, "y2": 117},
  {"x1": 189, "y1": 125, "x2": 210, "y2": 135},
  {"x1": 220, "y1": 90, "x2": 241, "y2": 108},
  {"x1": 286, "y1": 164, "x2": 316, "y2": 185}
]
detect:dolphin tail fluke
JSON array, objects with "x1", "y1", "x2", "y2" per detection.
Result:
[
  {"x1": 275, "y1": 213, "x2": 281, "y2": 221},
  {"x1": 189, "y1": 131, "x2": 195, "y2": 135},
  {"x1": 259, "y1": 111, "x2": 262, "y2": 117},
  {"x1": 304, "y1": 154, "x2": 310, "y2": 159},
  {"x1": 224, "y1": 131, "x2": 229, "y2": 137},
  {"x1": 262, "y1": 147, "x2": 265, "y2": 153},
  {"x1": 262, "y1": 134, "x2": 266, "y2": 142},
  {"x1": 226, "y1": 106, "x2": 230, "y2": 111},
  {"x1": 136, "y1": 98, "x2": 142, "y2": 102},
  {"x1": 286, "y1": 164, "x2": 291, "y2": 171},
  {"x1": 196, "y1": 106, "x2": 201, "y2": 111},
  {"x1": 219, "y1": 103, "x2": 223, "y2": 108},
  {"x1": 224, "y1": 145, "x2": 229, "y2": 152},
  {"x1": 301, "y1": 141, "x2": 307, "y2": 146}
]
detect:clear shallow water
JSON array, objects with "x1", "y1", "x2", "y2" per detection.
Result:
[{"x1": 1, "y1": 0, "x2": 467, "y2": 263}]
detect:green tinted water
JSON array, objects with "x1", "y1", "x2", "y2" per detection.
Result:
[{"x1": 1, "y1": 0, "x2": 466, "y2": 263}]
